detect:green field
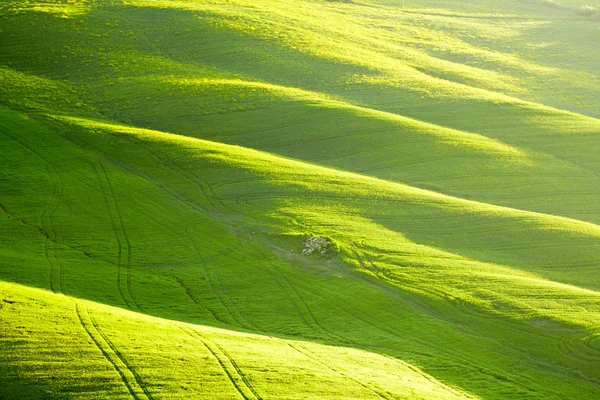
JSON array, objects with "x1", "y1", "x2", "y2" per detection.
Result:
[{"x1": 1, "y1": 0, "x2": 600, "y2": 398}]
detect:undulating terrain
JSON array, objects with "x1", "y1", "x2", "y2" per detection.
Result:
[{"x1": 1, "y1": 0, "x2": 600, "y2": 398}]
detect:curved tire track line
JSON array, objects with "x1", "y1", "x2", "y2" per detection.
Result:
[
  {"x1": 364, "y1": 257, "x2": 600, "y2": 377},
  {"x1": 211, "y1": 341, "x2": 263, "y2": 400},
  {"x1": 91, "y1": 161, "x2": 140, "y2": 312},
  {"x1": 180, "y1": 326, "x2": 260, "y2": 400},
  {"x1": 42, "y1": 161, "x2": 68, "y2": 294},
  {"x1": 132, "y1": 137, "x2": 220, "y2": 210},
  {"x1": 75, "y1": 303, "x2": 152, "y2": 400},
  {"x1": 284, "y1": 273, "x2": 554, "y2": 396},
  {"x1": 86, "y1": 309, "x2": 155, "y2": 400},
  {"x1": 185, "y1": 221, "x2": 254, "y2": 329},
  {"x1": 98, "y1": 162, "x2": 139, "y2": 312},
  {"x1": 249, "y1": 243, "x2": 351, "y2": 343},
  {"x1": 174, "y1": 275, "x2": 220, "y2": 321}
]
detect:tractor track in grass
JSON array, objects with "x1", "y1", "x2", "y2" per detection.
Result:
[
  {"x1": 47, "y1": 117, "x2": 264, "y2": 329},
  {"x1": 283, "y1": 273, "x2": 556, "y2": 396},
  {"x1": 1, "y1": 120, "x2": 68, "y2": 294},
  {"x1": 583, "y1": 334, "x2": 600, "y2": 353},
  {"x1": 44, "y1": 112, "x2": 213, "y2": 229},
  {"x1": 104, "y1": 131, "x2": 260, "y2": 239},
  {"x1": 43, "y1": 239, "x2": 62, "y2": 294},
  {"x1": 0, "y1": 120, "x2": 50, "y2": 164},
  {"x1": 75, "y1": 303, "x2": 153, "y2": 400},
  {"x1": 174, "y1": 275, "x2": 220, "y2": 321},
  {"x1": 112, "y1": 139, "x2": 217, "y2": 220},
  {"x1": 224, "y1": 235, "x2": 325, "y2": 334},
  {"x1": 358, "y1": 254, "x2": 600, "y2": 380},
  {"x1": 45, "y1": 238, "x2": 65, "y2": 295},
  {"x1": 185, "y1": 221, "x2": 256, "y2": 330},
  {"x1": 285, "y1": 342, "x2": 393, "y2": 400},
  {"x1": 419, "y1": 284, "x2": 600, "y2": 380},
  {"x1": 91, "y1": 161, "x2": 140, "y2": 312},
  {"x1": 22, "y1": 115, "x2": 143, "y2": 307},
  {"x1": 100, "y1": 161, "x2": 139, "y2": 313},
  {"x1": 249, "y1": 248, "x2": 314, "y2": 332},
  {"x1": 180, "y1": 326, "x2": 261, "y2": 400},
  {"x1": 144, "y1": 143, "x2": 220, "y2": 211},
  {"x1": 42, "y1": 161, "x2": 65, "y2": 294},
  {"x1": 22, "y1": 108, "x2": 596, "y2": 388},
  {"x1": 195, "y1": 228, "x2": 350, "y2": 339},
  {"x1": 123, "y1": 138, "x2": 262, "y2": 217},
  {"x1": 249, "y1": 243, "x2": 351, "y2": 343},
  {"x1": 261, "y1": 264, "x2": 314, "y2": 330},
  {"x1": 1, "y1": 163, "x2": 124, "y2": 278},
  {"x1": 558, "y1": 335, "x2": 600, "y2": 365},
  {"x1": 277, "y1": 273, "x2": 350, "y2": 342},
  {"x1": 211, "y1": 340, "x2": 263, "y2": 400},
  {"x1": 352, "y1": 249, "x2": 472, "y2": 326},
  {"x1": 87, "y1": 310, "x2": 155, "y2": 400},
  {"x1": 211, "y1": 260, "x2": 261, "y2": 331},
  {"x1": 581, "y1": 334, "x2": 600, "y2": 364}
]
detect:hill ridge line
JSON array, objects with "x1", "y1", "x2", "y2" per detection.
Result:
[{"x1": 49, "y1": 112, "x2": 600, "y2": 238}]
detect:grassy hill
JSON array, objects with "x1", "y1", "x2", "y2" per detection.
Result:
[{"x1": 1, "y1": 0, "x2": 600, "y2": 399}]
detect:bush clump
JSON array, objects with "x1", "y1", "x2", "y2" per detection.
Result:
[{"x1": 302, "y1": 236, "x2": 329, "y2": 256}]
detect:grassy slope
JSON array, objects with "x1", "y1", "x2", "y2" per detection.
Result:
[
  {"x1": 2, "y1": 281, "x2": 474, "y2": 400},
  {"x1": 1, "y1": 0, "x2": 600, "y2": 399}
]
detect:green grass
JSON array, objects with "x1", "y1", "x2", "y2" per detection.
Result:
[{"x1": 1, "y1": 0, "x2": 600, "y2": 399}]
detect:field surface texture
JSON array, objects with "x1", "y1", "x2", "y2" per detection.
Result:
[{"x1": 1, "y1": 0, "x2": 600, "y2": 399}]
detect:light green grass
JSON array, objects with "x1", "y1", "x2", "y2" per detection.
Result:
[{"x1": 1, "y1": 0, "x2": 600, "y2": 399}]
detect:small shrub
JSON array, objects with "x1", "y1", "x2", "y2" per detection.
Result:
[{"x1": 302, "y1": 236, "x2": 328, "y2": 256}]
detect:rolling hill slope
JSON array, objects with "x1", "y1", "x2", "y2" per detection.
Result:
[{"x1": 1, "y1": 0, "x2": 600, "y2": 399}]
